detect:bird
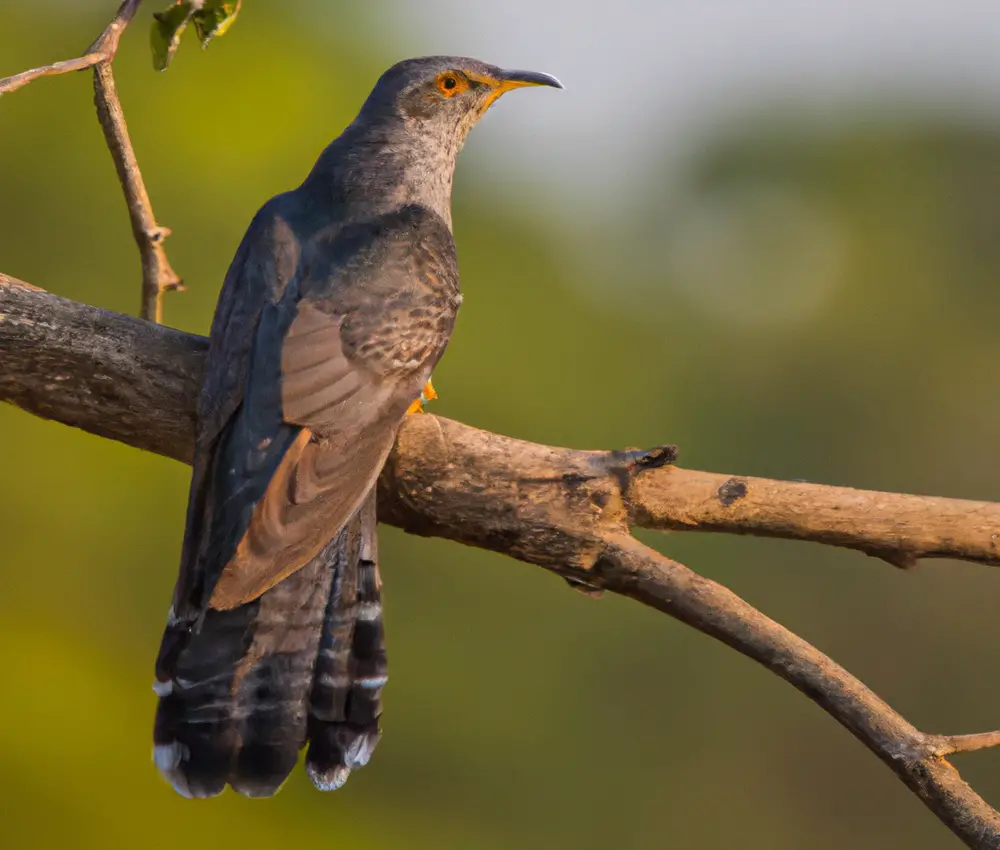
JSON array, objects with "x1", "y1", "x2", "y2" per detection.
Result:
[{"x1": 151, "y1": 56, "x2": 562, "y2": 799}]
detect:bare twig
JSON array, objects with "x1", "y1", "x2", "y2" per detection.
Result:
[
  {"x1": 92, "y1": 62, "x2": 182, "y2": 323},
  {"x1": 90, "y1": 1, "x2": 183, "y2": 322},
  {"x1": 3, "y1": 275, "x2": 1000, "y2": 848},
  {"x1": 0, "y1": 0, "x2": 139, "y2": 96},
  {"x1": 0, "y1": 0, "x2": 181, "y2": 322},
  {"x1": 927, "y1": 731, "x2": 1000, "y2": 757},
  {"x1": 0, "y1": 54, "x2": 106, "y2": 96},
  {"x1": 87, "y1": 0, "x2": 144, "y2": 56}
]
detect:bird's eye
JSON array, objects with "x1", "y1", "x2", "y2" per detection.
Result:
[{"x1": 435, "y1": 73, "x2": 467, "y2": 97}]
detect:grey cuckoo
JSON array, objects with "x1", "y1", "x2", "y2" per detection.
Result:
[{"x1": 152, "y1": 56, "x2": 561, "y2": 799}]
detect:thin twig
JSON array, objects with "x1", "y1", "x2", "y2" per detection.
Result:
[
  {"x1": 92, "y1": 62, "x2": 182, "y2": 323},
  {"x1": 0, "y1": 0, "x2": 181, "y2": 322},
  {"x1": 91, "y1": 0, "x2": 182, "y2": 322},
  {"x1": 3, "y1": 277, "x2": 1000, "y2": 847},
  {"x1": 0, "y1": 1, "x2": 139, "y2": 96},
  {"x1": 926, "y1": 731, "x2": 1000, "y2": 757},
  {"x1": 87, "y1": 0, "x2": 144, "y2": 56},
  {"x1": 0, "y1": 54, "x2": 106, "y2": 96}
]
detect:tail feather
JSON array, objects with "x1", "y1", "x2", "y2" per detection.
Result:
[
  {"x1": 306, "y1": 492, "x2": 387, "y2": 791},
  {"x1": 230, "y1": 649, "x2": 316, "y2": 797},
  {"x1": 152, "y1": 491, "x2": 386, "y2": 798},
  {"x1": 153, "y1": 603, "x2": 258, "y2": 798}
]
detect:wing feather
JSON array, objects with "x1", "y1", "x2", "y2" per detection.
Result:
[
  {"x1": 208, "y1": 304, "x2": 414, "y2": 609},
  {"x1": 171, "y1": 198, "x2": 302, "y2": 620},
  {"x1": 174, "y1": 203, "x2": 459, "y2": 617}
]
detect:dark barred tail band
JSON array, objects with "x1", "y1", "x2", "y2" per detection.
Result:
[
  {"x1": 152, "y1": 491, "x2": 386, "y2": 797},
  {"x1": 306, "y1": 493, "x2": 387, "y2": 790}
]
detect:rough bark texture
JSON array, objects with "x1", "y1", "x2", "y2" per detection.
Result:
[
  {"x1": 0, "y1": 276, "x2": 200, "y2": 460},
  {"x1": 4, "y1": 272, "x2": 1000, "y2": 848},
  {"x1": 630, "y1": 468, "x2": 1000, "y2": 568},
  {"x1": 4, "y1": 273, "x2": 998, "y2": 570}
]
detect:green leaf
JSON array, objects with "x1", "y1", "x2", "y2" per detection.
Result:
[
  {"x1": 150, "y1": 2, "x2": 197, "y2": 71},
  {"x1": 193, "y1": 0, "x2": 242, "y2": 48},
  {"x1": 150, "y1": 0, "x2": 240, "y2": 70}
]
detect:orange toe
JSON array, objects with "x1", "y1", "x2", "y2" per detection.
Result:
[{"x1": 406, "y1": 380, "x2": 438, "y2": 415}]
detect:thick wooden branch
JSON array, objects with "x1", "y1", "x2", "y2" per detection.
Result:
[
  {"x1": 3, "y1": 273, "x2": 1000, "y2": 847},
  {"x1": 631, "y1": 468, "x2": 1000, "y2": 569},
  {"x1": 0, "y1": 276, "x2": 200, "y2": 460},
  {"x1": 2, "y1": 274, "x2": 997, "y2": 569}
]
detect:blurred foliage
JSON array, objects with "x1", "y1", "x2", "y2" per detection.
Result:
[{"x1": 1, "y1": 3, "x2": 999, "y2": 849}]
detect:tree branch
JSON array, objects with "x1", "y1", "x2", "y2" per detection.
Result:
[
  {"x1": 3, "y1": 273, "x2": 1000, "y2": 847},
  {"x1": 2, "y1": 274, "x2": 996, "y2": 568},
  {"x1": 92, "y1": 57, "x2": 182, "y2": 324},
  {"x1": 0, "y1": 53, "x2": 107, "y2": 95},
  {"x1": 0, "y1": 1, "x2": 139, "y2": 96},
  {"x1": 597, "y1": 536, "x2": 1000, "y2": 847},
  {"x1": 0, "y1": 0, "x2": 182, "y2": 322},
  {"x1": 630, "y1": 467, "x2": 1000, "y2": 569}
]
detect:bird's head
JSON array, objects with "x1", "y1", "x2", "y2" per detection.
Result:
[
  {"x1": 311, "y1": 56, "x2": 561, "y2": 225},
  {"x1": 358, "y1": 55, "x2": 562, "y2": 144}
]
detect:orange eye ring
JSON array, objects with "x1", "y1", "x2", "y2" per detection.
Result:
[{"x1": 435, "y1": 72, "x2": 468, "y2": 98}]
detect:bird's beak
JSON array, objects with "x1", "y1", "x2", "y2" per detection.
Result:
[
  {"x1": 470, "y1": 68, "x2": 563, "y2": 111},
  {"x1": 496, "y1": 69, "x2": 564, "y2": 91}
]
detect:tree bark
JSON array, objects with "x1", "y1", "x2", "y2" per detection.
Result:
[{"x1": 3, "y1": 273, "x2": 997, "y2": 570}]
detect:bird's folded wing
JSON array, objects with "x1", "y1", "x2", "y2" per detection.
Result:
[
  {"x1": 175, "y1": 203, "x2": 457, "y2": 619},
  {"x1": 171, "y1": 200, "x2": 302, "y2": 621},
  {"x1": 207, "y1": 301, "x2": 408, "y2": 610}
]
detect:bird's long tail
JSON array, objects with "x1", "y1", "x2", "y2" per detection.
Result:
[
  {"x1": 305, "y1": 492, "x2": 387, "y2": 790},
  {"x1": 152, "y1": 491, "x2": 386, "y2": 798}
]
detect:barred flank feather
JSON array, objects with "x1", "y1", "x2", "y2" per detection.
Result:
[{"x1": 152, "y1": 492, "x2": 385, "y2": 797}]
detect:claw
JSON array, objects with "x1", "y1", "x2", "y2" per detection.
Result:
[{"x1": 406, "y1": 379, "x2": 437, "y2": 415}]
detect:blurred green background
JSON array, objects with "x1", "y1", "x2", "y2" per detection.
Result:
[{"x1": 2, "y1": 2, "x2": 1000, "y2": 848}]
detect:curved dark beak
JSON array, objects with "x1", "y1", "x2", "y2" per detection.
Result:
[{"x1": 499, "y1": 69, "x2": 564, "y2": 90}]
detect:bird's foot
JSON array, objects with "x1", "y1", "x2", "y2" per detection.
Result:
[{"x1": 406, "y1": 380, "x2": 438, "y2": 415}]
